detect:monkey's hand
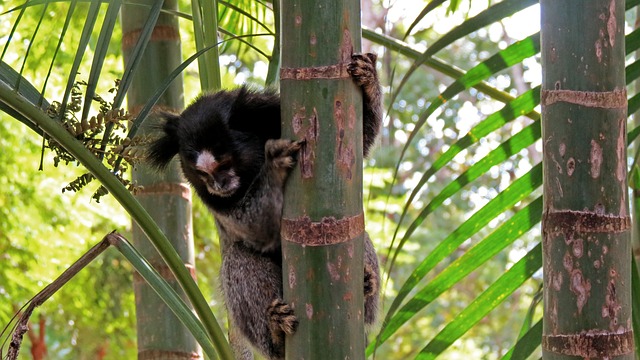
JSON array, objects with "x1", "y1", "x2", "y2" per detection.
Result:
[
  {"x1": 348, "y1": 53, "x2": 378, "y2": 89},
  {"x1": 364, "y1": 263, "x2": 379, "y2": 299},
  {"x1": 265, "y1": 139, "x2": 305, "y2": 183}
]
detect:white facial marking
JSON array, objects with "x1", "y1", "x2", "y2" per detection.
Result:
[{"x1": 196, "y1": 151, "x2": 217, "y2": 173}]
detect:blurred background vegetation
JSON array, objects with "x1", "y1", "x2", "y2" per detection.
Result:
[{"x1": 2, "y1": 0, "x2": 635, "y2": 359}]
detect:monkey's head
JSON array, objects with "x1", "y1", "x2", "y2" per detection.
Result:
[{"x1": 147, "y1": 86, "x2": 281, "y2": 200}]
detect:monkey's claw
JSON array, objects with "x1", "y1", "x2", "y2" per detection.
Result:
[
  {"x1": 364, "y1": 263, "x2": 379, "y2": 298},
  {"x1": 348, "y1": 53, "x2": 378, "y2": 88},
  {"x1": 266, "y1": 139, "x2": 305, "y2": 169},
  {"x1": 268, "y1": 299, "x2": 298, "y2": 335}
]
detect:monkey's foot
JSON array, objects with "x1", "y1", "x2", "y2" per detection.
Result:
[
  {"x1": 268, "y1": 299, "x2": 298, "y2": 335},
  {"x1": 364, "y1": 263, "x2": 379, "y2": 298},
  {"x1": 348, "y1": 53, "x2": 378, "y2": 88}
]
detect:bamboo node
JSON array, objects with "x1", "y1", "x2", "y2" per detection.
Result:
[
  {"x1": 543, "y1": 210, "x2": 630, "y2": 237},
  {"x1": 542, "y1": 329, "x2": 633, "y2": 357},
  {"x1": 280, "y1": 63, "x2": 351, "y2": 80},
  {"x1": 541, "y1": 89, "x2": 627, "y2": 108},
  {"x1": 281, "y1": 213, "x2": 365, "y2": 246}
]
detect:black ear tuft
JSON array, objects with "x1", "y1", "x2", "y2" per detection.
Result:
[
  {"x1": 228, "y1": 86, "x2": 281, "y2": 140},
  {"x1": 147, "y1": 112, "x2": 180, "y2": 169}
]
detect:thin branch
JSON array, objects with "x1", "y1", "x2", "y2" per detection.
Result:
[{"x1": 2, "y1": 234, "x2": 112, "y2": 360}]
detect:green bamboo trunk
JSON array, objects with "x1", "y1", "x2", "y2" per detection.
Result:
[
  {"x1": 280, "y1": 0, "x2": 366, "y2": 359},
  {"x1": 633, "y1": 7, "x2": 640, "y2": 259},
  {"x1": 541, "y1": 1, "x2": 634, "y2": 358},
  {"x1": 121, "y1": 2, "x2": 200, "y2": 359}
]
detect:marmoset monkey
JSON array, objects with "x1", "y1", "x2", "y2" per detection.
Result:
[{"x1": 147, "y1": 53, "x2": 382, "y2": 360}]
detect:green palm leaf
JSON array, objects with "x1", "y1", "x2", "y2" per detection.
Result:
[
  {"x1": 392, "y1": 0, "x2": 538, "y2": 102},
  {"x1": 384, "y1": 162, "x2": 542, "y2": 325},
  {"x1": 415, "y1": 243, "x2": 541, "y2": 359},
  {"x1": 0, "y1": 78, "x2": 233, "y2": 358},
  {"x1": 80, "y1": 0, "x2": 120, "y2": 123},
  {"x1": 387, "y1": 86, "x2": 541, "y2": 273},
  {"x1": 384, "y1": 35, "x2": 541, "y2": 269},
  {"x1": 403, "y1": 0, "x2": 447, "y2": 39},
  {"x1": 392, "y1": 33, "x2": 540, "y2": 178},
  {"x1": 370, "y1": 197, "x2": 543, "y2": 353},
  {"x1": 501, "y1": 320, "x2": 542, "y2": 360}
]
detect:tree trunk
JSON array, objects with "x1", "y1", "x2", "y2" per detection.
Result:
[
  {"x1": 541, "y1": 0, "x2": 634, "y2": 358},
  {"x1": 121, "y1": 2, "x2": 200, "y2": 359},
  {"x1": 632, "y1": 7, "x2": 640, "y2": 261},
  {"x1": 280, "y1": 0, "x2": 366, "y2": 359}
]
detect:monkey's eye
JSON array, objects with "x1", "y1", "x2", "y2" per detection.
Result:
[
  {"x1": 216, "y1": 160, "x2": 233, "y2": 171},
  {"x1": 195, "y1": 169, "x2": 210, "y2": 177},
  {"x1": 185, "y1": 149, "x2": 200, "y2": 161}
]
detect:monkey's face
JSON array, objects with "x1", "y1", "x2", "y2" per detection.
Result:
[
  {"x1": 190, "y1": 150, "x2": 240, "y2": 197},
  {"x1": 173, "y1": 95, "x2": 266, "y2": 200},
  {"x1": 176, "y1": 117, "x2": 263, "y2": 200},
  {"x1": 147, "y1": 87, "x2": 280, "y2": 201}
]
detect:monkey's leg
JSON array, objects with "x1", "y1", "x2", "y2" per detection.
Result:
[
  {"x1": 363, "y1": 233, "x2": 381, "y2": 326},
  {"x1": 221, "y1": 241, "x2": 297, "y2": 360},
  {"x1": 348, "y1": 53, "x2": 382, "y2": 157}
]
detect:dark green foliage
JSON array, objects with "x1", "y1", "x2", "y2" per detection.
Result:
[{"x1": 44, "y1": 80, "x2": 143, "y2": 201}]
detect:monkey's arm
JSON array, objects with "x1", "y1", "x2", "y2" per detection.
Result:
[{"x1": 348, "y1": 53, "x2": 382, "y2": 158}]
